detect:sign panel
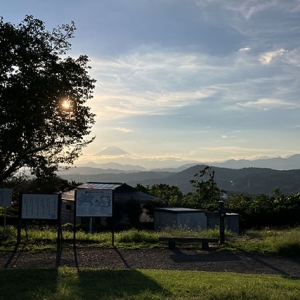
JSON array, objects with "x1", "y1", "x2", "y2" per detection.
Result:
[
  {"x1": 22, "y1": 194, "x2": 59, "y2": 219},
  {"x1": 76, "y1": 189, "x2": 113, "y2": 217},
  {"x1": 0, "y1": 189, "x2": 12, "y2": 207}
]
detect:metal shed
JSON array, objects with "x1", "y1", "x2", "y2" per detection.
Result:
[
  {"x1": 154, "y1": 207, "x2": 207, "y2": 231},
  {"x1": 154, "y1": 207, "x2": 239, "y2": 234}
]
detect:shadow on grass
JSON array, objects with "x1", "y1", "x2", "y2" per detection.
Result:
[
  {"x1": 0, "y1": 268, "x2": 58, "y2": 300},
  {"x1": 0, "y1": 268, "x2": 166, "y2": 300},
  {"x1": 76, "y1": 269, "x2": 167, "y2": 299}
]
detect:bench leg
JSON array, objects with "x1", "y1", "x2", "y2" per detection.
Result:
[
  {"x1": 168, "y1": 241, "x2": 176, "y2": 249},
  {"x1": 201, "y1": 242, "x2": 209, "y2": 250}
]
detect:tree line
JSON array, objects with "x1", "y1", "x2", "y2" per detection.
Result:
[{"x1": 137, "y1": 166, "x2": 300, "y2": 231}]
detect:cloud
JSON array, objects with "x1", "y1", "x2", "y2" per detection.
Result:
[
  {"x1": 201, "y1": 0, "x2": 300, "y2": 19},
  {"x1": 236, "y1": 0, "x2": 278, "y2": 19},
  {"x1": 197, "y1": 145, "x2": 296, "y2": 156},
  {"x1": 259, "y1": 49, "x2": 287, "y2": 64},
  {"x1": 89, "y1": 49, "x2": 224, "y2": 120},
  {"x1": 87, "y1": 40, "x2": 300, "y2": 129},
  {"x1": 239, "y1": 47, "x2": 251, "y2": 52},
  {"x1": 221, "y1": 134, "x2": 236, "y2": 139},
  {"x1": 237, "y1": 98, "x2": 298, "y2": 110},
  {"x1": 113, "y1": 127, "x2": 133, "y2": 133}
]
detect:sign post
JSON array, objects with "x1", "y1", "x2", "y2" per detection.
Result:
[
  {"x1": 18, "y1": 193, "x2": 62, "y2": 264},
  {"x1": 75, "y1": 189, "x2": 114, "y2": 244}
]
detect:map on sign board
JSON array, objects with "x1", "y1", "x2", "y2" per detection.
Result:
[
  {"x1": 0, "y1": 188, "x2": 12, "y2": 206},
  {"x1": 22, "y1": 194, "x2": 59, "y2": 219},
  {"x1": 76, "y1": 189, "x2": 113, "y2": 217}
]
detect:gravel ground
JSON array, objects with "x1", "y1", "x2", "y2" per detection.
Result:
[{"x1": 1, "y1": 247, "x2": 300, "y2": 276}]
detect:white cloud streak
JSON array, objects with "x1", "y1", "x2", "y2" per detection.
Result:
[
  {"x1": 259, "y1": 49, "x2": 287, "y2": 65},
  {"x1": 237, "y1": 98, "x2": 299, "y2": 110}
]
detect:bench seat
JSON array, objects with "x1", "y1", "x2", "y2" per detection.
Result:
[{"x1": 159, "y1": 236, "x2": 219, "y2": 250}]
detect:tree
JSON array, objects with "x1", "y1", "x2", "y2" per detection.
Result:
[
  {"x1": 190, "y1": 166, "x2": 220, "y2": 209},
  {"x1": 149, "y1": 183, "x2": 183, "y2": 202},
  {"x1": 0, "y1": 16, "x2": 96, "y2": 184}
]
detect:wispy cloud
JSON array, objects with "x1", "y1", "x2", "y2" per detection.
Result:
[
  {"x1": 239, "y1": 47, "x2": 251, "y2": 52},
  {"x1": 259, "y1": 49, "x2": 287, "y2": 65},
  {"x1": 113, "y1": 127, "x2": 133, "y2": 133},
  {"x1": 237, "y1": 98, "x2": 299, "y2": 110}
]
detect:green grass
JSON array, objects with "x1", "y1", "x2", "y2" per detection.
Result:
[
  {"x1": 0, "y1": 267, "x2": 299, "y2": 300},
  {"x1": 0, "y1": 227, "x2": 300, "y2": 299},
  {"x1": 226, "y1": 227, "x2": 300, "y2": 256},
  {"x1": 0, "y1": 226, "x2": 300, "y2": 256}
]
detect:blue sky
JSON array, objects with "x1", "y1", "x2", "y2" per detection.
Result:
[{"x1": 2, "y1": 0, "x2": 300, "y2": 164}]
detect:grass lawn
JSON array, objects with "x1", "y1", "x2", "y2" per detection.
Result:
[
  {"x1": 0, "y1": 226, "x2": 300, "y2": 299},
  {"x1": 0, "y1": 267, "x2": 299, "y2": 300}
]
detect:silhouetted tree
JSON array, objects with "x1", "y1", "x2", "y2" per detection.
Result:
[
  {"x1": 190, "y1": 166, "x2": 220, "y2": 209},
  {"x1": 0, "y1": 16, "x2": 96, "y2": 184}
]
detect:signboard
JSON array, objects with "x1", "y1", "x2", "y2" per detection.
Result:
[
  {"x1": 0, "y1": 189, "x2": 12, "y2": 207},
  {"x1": 76, "y1": 189, "x2": 113, "y2": 217},
  {"x1": 22, "y1": 194, "x2": 59, "y2": 219}
]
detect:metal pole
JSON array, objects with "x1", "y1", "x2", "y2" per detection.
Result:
[
  {"x1": 3, "y1": 207, "x2": 7, "y2": 236},
  {"x1": 112, "y1": 190, "x2": 115, "y2": 246},
  {"x1": 219, "y1": 200, "x2": 225, "y2": 244},
  {"x1": 89, "y1": 217, "x2": 93, "y2": 234}
]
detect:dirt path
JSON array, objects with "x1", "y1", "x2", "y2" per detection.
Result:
[{"x1": 1, "y1": 247, "x2": 300, "y2": 276}]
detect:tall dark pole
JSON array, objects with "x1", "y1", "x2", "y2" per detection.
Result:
[
  {"x1": 219, "y1": 200, "x2": 225, "y2": 244},
  {"x1": 112, "y1": 190, "x2": 115, "y2": 246}
]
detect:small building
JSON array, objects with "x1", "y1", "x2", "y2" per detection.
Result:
[
  {"x1": 61, "y1": 182, "x2": 155, "y2": 224},
  {"x1": 205, "y1": 211, "x2": 239, "y2": 234},
  {"x1": 154, "y1": 207, "x2": 239, "y2": 234},
  {"x1": 154, "y1": 207, "x2": 207, "y2": 231}
]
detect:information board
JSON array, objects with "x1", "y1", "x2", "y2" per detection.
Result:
[
  {"x1": 0, "y1": 189, "x2": 12, "y2": 207},
  {"x1": 76, "y1": 189, "x2": 113, "y2": 217},
  {"x1": 22, "y1": 194, "x2": 59, "y2": 219}
]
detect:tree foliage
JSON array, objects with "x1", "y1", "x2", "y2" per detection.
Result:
[
  {"x1": 189, "y1": 166, "x2": 221, "y2": 209},
  {"x1": 226, "y1": 189, "x2": 300, "y2": 230},
  {"x1": 137, "y1": 169, "x2": 300, "y2": 230},
  {"x1": 0, "y1": 16, "x2": 96, "y2": 183}
]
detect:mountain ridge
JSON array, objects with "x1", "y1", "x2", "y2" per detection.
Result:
[
  {"x1": 59, "y1": 164, "x2": 300, "y2": 196},
  {"x1": 71, "y1": 153, "x2": 300, "y2": 172},
  {"x1": 58, "y1": 151, "x2": 300, "y2": 195}
]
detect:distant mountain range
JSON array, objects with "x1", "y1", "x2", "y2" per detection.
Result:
[
  {"x1": 211, "y1": 154, "x2": 300, "y2": 170},
  {"x1": 58, "y1": 147, "x2": 300, "y2": 195},
  {"x1": 59, "y1": 164, "x2": 300, "y2": 196},
  {"x1": 62, "y1": 147, "x2": 300, "y2": 173}
]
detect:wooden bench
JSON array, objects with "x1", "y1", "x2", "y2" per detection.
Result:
[{"x1": 159, "y1": 236, "x2": 219, "y2": 250}]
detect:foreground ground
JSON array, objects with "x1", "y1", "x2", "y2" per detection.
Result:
[{"x1": 1, "y1": 246, "x2": 300, "y2": 276}]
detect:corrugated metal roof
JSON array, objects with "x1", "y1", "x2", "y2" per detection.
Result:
[
  {"x1": 77, "y1": 182, "x2": 124, "y2": 190},
  {"x1": 62, "y1": 182, "x2": 156, "y2": 203},
  {"x1": 154, "y1": 207, "x2": 205, "y2": 213}
]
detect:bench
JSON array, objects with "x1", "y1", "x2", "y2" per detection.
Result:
[{"x1": 159, "y1": 236, "x2": 219, "y2": 250}]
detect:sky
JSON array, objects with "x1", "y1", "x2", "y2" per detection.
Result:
[{"x1": 2, "y1": 0, "x2": 300, "y2": 165}]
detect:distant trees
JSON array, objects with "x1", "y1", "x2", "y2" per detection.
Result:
[
  {"x1": 137, "y1": 167, "x2": 300, "y2": 230},
  {"x1": 0, "y1": 16, "x2": 96, "y2": 184},
  {"x1": 226, "y1": 189, "x2": 300, "y2": 230}
]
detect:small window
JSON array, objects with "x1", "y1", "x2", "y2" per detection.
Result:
[{"x1": 66, "y1": 204, "x2": 72, "y2": 211}]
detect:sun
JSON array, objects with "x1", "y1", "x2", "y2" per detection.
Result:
[{"x1": 61, "y1": 99, "x2": 71, "y2": 110}]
